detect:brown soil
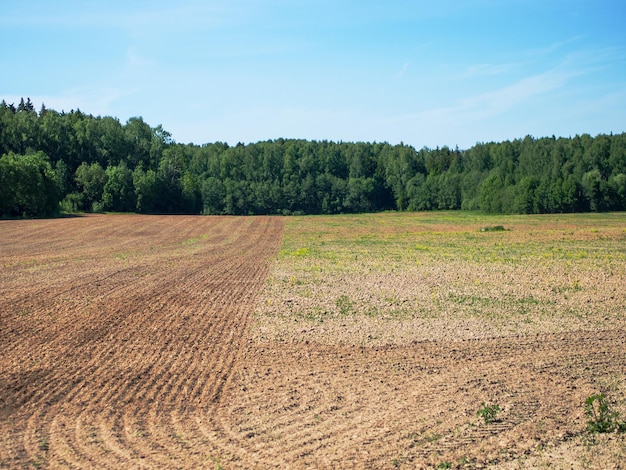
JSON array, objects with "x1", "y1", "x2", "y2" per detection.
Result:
[
  {"x1": 1, "y1": 214, "x2": 625, "y2": 469},
  {"x1": 0, "y1": 214, "x2": 283, "y2": 468},
  {"x1": 230, "y1": 333, "x2": 625, "y2": 469}
]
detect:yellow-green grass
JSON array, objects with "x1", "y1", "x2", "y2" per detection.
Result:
[{"x1": 254, "y1": 211, "x2": 626, "y2": 345}]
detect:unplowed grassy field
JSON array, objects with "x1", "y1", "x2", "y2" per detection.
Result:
[{"x1": 1, "y1": 212, "x2": 625, "y2": 469}]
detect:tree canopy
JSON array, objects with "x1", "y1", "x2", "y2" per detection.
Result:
[{"x1": 1, "y1": 98, "x2": 625, "y2": 217}]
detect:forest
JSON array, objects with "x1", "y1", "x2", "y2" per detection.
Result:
[{"x1": 1, "y1": 98, "x2": 625, "y2": 217}]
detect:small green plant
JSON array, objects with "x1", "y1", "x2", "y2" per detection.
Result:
[
  {"x1": 39, "y1": 433, "x2": 49, "y2": 452},
  {"x1": 477, "y1": 402, "x2": 501, "y2": 424},
  {"x1": 437, "y1": 462, "x2": 452, "y2": 469},
  {"x1": 208, "y1": 455, "x2": 224, "y2": 470},
  {"x1": 335, "y1": 294, "x2": 353, "y2": 315},
  {"x1": 585, "y1": 393, "x2": 626, "y2": 434},
  {"x1": 480, "y1": 225, "x2": 508, "y2": 232},
  {"x1": 291, "y1": 247, "x2": 310, "y2": 256}
]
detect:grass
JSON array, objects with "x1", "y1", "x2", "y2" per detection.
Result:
[
  {"x1": 249, "y1": 210, "x2": 626, "y2": 469},
  {"x1": 39, "y1": 433, "x2": 49, "y2": 452},
  {"x1": 254, "y1": 211, "x2": 626, "y2": 344},
  {"x1": 278, "y1": 212, "x2": 626, "y2": 266}
]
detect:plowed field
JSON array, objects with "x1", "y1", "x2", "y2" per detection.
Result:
[
  {"x1": 1, "y1": 214, "x2": 283, "y2": 468},
  {"x1": 1, "y1": 213, "x2": 625, "y2": 469}
]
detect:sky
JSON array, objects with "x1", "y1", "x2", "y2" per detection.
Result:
[{"x1": 2, "y1": 0, "x2": 625, "y2": 149}]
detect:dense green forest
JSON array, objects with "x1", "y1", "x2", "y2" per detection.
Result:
[{"x1": 1, "y1": 98, "x2": 625, "y2": 217}]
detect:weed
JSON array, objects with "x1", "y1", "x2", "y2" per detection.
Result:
[
  {"x1": 291, "y1": 247, "x2": 310, "y2": 256},
  {"x1": 477, "y1": 402, "x2": 501, "y2": 424},
  {"x1": 208, "y1": 455, "x2": 224, "y2": 470},
  {"x1": 365, "y1": 305, "x2": 379, "y2": 316},
  {"x1": 585, "y1": 393, "x2": 626, "y2": 434},
  {"x1": 39, "y1": 433, "x2": 49, "y2": 452},
  {"x1": 480, "y1": 225, "x2": 508, "y2": 232},
  {"x1": 335, "y1": 294, "x2": 353, "y2": 315},
  {"x1": 437, "y1": 462, "x2": 452, "y2": 469},
  {"x1": 288, "y1": 275, "x2": 303, "y2": 286},
  {"x1": 172, "y1": 432, "x2": 190, "y2": 448}
]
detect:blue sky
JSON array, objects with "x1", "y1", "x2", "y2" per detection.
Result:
[{"x1": 2, "y1": 1, "x2": 625, "y2": 149}]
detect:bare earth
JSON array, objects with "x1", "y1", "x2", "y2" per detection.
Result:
[
  {"x1": 1, "y1": 213, "x2": 625, "y2": 469},
  {"x1": 0, "y1": 214, "x2": 283, "y2": 468}
]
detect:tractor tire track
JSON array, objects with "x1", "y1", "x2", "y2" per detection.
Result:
[
  {"x1": 216, "y1": 330, "x2": 625, "y2": 468},
  {"x1": 0, "y1": 214, "x2": 283, "y2": 469}
]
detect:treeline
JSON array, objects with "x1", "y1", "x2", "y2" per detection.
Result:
[{"x1": 1, "y1": 98, "x2": 625, "y2": 217}]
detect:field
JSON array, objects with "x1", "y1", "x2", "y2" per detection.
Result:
[{"x1": 1, "y1": 212, "x2": 625, "y2": 468}]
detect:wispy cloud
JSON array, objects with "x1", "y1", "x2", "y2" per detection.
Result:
[
  {"x1": 395, "y1": 62, "x2": 410, "y2": 78},
  {"x1": 458, "y1": 68, "x2": 573, "y2": 118},
  {"x1": 460, "y1": 62, "x2": 519, "y2": 78},
  {"x1": 523, "y1": 36, "x2": 585, "y2": 59},
  {"x1": 126, "y1": 46, "x2": 155, "y2": 69},
  {"x1": 400, "y1": 66, "x2": 577, "y2": 127}
]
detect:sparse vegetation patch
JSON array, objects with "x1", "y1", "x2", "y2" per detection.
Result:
[
  {"x1": 250, "y1": 211, "x2": 626, "y2": 468},
  {"x1": 480, "y1": 225, "x2": 508, "y2": 232},
  {"x1": 585, "y1": 393, "x2": 626, "y2": 434},
  {"x1": 477, "y1": 402, "x2": 501, "y2": 424}
]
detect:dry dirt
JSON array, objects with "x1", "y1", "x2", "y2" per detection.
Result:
[
  {"x1": 1, "y1": 213, "x2": 625, "y2": 469},
  {"x1": 0, "y1": 214, "x2": 283, "y2": 468}
]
